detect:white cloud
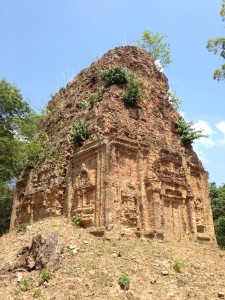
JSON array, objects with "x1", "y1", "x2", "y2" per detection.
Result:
[
  {"x1": 193, "y1": 120, "x2": 215, "y2": 148},
  {"x1": 193, "y1": 120, "x2": 214, "y2": 135},
  {"x1": 215, "y1": 121, "x2": 225, "y2": 135}
]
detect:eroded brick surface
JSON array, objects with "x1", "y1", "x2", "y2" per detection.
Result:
[{"x1": 10, "y1": 46, "x2": 215, "y2": 243}]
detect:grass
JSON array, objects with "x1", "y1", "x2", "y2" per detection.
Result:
[
  {"x1": 16, "y1": 223, "x2": 27, "y2": 233},
  {"x1": 19, "y1": 278, "x2": 30, "y2": 291},
  {"x1": 39, "y1": 268, "x2": 52, "y2": 284},
  {"x1": 118, "y1": 274, "x2": 130, "y2": 290},
  {"x1": 71, "y1": 216, "x2": 81, "y2": 227},
  {"x1": 172, "y1": 260, "x2": 183, "y2": 273}
]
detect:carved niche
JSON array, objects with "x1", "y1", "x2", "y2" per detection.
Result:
[{"x1": 71, "y1": 163, "x2": 96, "y2": 227}]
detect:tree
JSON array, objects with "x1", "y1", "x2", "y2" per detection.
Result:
[
  {"x1": 210, "y1": 182, "x2": 225, "y2": 248},
  {"x1": 206, "y1": 0, "x2": 225, "y2": 80},
  {"x1": 0, "y1": 182, "x2": 13, "y2": 235},
  {"x1": 136, "y1": 30, "x2": 172, "y2": 68},
  {"x1": 0, "y1": 79, "x2": 42, "y2": 235}
]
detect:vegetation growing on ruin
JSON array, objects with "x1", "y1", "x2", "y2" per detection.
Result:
[
  {"x1": 77, "y1": 100, "x2": 88, "y2": 110},
  {"x1": 100, "y1": 66, "x2": 143, "y2": 107},
  {"x1": 175, "y1": 116, "x2": 207, "y2": 145},
  {"x1": 88, "y1": 85, "x2": 105, "y2": 108},
  {"x1": 136, "y1": 30, "x2": 171, "y2": 68},
  {"x1": 123, "y1": 72, "x2": 144, "y2": 107},
  {"x1": 100, "y1": 66, "x2": 128, "y2": 86},
  {"x1": 71, "y1": 120, "x2": 89, "y2": 146}
]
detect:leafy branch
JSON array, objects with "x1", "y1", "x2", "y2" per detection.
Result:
[{"x1": 175, "y1": 116, "x2": 207, "y2": 145}]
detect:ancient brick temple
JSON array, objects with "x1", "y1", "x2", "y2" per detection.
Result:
[{"x1": 11, "y1": 46, "x2": 216, "y2": 242}]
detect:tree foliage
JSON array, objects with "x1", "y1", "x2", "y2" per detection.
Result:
[
  {"x1": 175, "y1": 116, "x2": 207, "y2": 145},
  {"x1": 136, "y1": 30, "x2": 172, "y2": 68},
  {"x1": 0, "y1": 182, "x2": 13, "y2": 235},
  {"x1": 210, "y1": 182, "x2": 225, "y2": 248},
  {"x1": 0, "y1": 79, "x2": 42, "y2": 235},
  {"x1": 206, "y1": 0, "x2": 225, "y2": 80}
]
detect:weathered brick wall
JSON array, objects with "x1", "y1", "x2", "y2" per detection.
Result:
[{"x1": 10, "y1": 46, "x2": 216, "y2": 243}]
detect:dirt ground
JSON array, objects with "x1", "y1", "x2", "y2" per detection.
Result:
[{"x1": 0, "y1": 217, "x2": 225, "y2": 300}]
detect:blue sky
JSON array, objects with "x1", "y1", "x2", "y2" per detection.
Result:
[{"x1": 0, "y1": 0, "x2": 224, "y2": 185}]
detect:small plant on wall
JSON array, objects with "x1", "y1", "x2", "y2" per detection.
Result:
[
  {"x1": 175, "y1": 116, "x2": 207, "y2": 145},
  {"x1": 123, "y1": 73, "x2": 144, "y2": 107},
  {"x1": 100, "y1": 66, "x2": 144, "y2": 107},
  {"x1": 71, "y1": 120, "x2": 89, "y2": 146},
  {"x1": 100, "y1": 66, "x2": 128, "y2": 87}
]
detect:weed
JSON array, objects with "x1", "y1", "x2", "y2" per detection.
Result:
[
  {"x1": 100, "y1": 66, "x2": 128, "y2": 87},
  {"x1": 96, "y1": 85, "x2": 105, "y2": 101},
  {"x1": 118, "y1": 273, "x2": 130, "y2": 290},
  {"x1": 19, "y1": 278, "x2": 30, "y2": 291},
  {"x1": 71, "y1": 216, "x2": 81, "y2": 227},
  {"x1": 77, "y1": 100, "x2": 88, "y2": 109},
  {"x1": 17, "y1": 223, "x2": 27, "y2": 233},
  {"x1": 88, "y1": 86, "x2": 105, "y2": 108},
  {"x1": 55, "y1": 120, "x2": 63, "y2": 132},
  {"x1": 39, "y1": 268, "x2": 52, "y2": 284},
  {"x1": 172, "y1": 260, "x2": 183, "y2": 273},
  {"x1": 89, "y1": 92, "x2": 97, "y2": 108},
  {"x1": 71, "y1": 120, "x2": 89, "y2": 146},
  {"x1": 47, "y1": 147, "x2": 60, "y2": 161},
  {"x1": 33, "y1": 288, "x2": 42, "y2": 298},
  {"x1": 123, "y1": 75, "x2": 143, "y2": 107},
  {"x1": 175, "y1": 116, "x2": 207, "y2": 144}
]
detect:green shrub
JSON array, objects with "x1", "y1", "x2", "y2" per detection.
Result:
[
  {"x1": 17, "y1": 223, "x2": 27, "y2": 233},
  {"x1": 19, "y1": 278, "x2": 30, "y2": 291},
  {"x1": 100, "y1": 66, "x2": 128, "y2": 87},
  {"x1": 40, "y1": 268, "x2": 52, "y2": 284},
  {"x1": 89, "y1": 93, "x2": 97, "y2": 108},
  {"x1": 175, "y1": 116, "x2": 207, "y2": 145},
  {"x1": 214, "y1": 216, "x2": 225, "y2": 249},
  {"x1": 172, "y1": 260, "x2": 183, "y2": 273},
  {"x1": 71, "y1": 121, "x2": 89, "y2": 146},
  {"x1": 97, "y1": 85, "x2": 105, "y2": 101},
  {"x1": 123, "y1": 75, "x2": 143, "y2": 107},
  {"x1": 89, "y1": 86, "x2": 105, "y2": 108},
  {"x1": 118, "y1": 274, "x2": 130, "y2": 290},
  {"x1": 48, "y1": 148, "x2": 60, "y2": 161},
  {"x1": 71, "y1": 216, "x2": 81, "y2": 227},
  {"x1": 77, "y1": 100, "x2": 88, "y2": 110}
]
